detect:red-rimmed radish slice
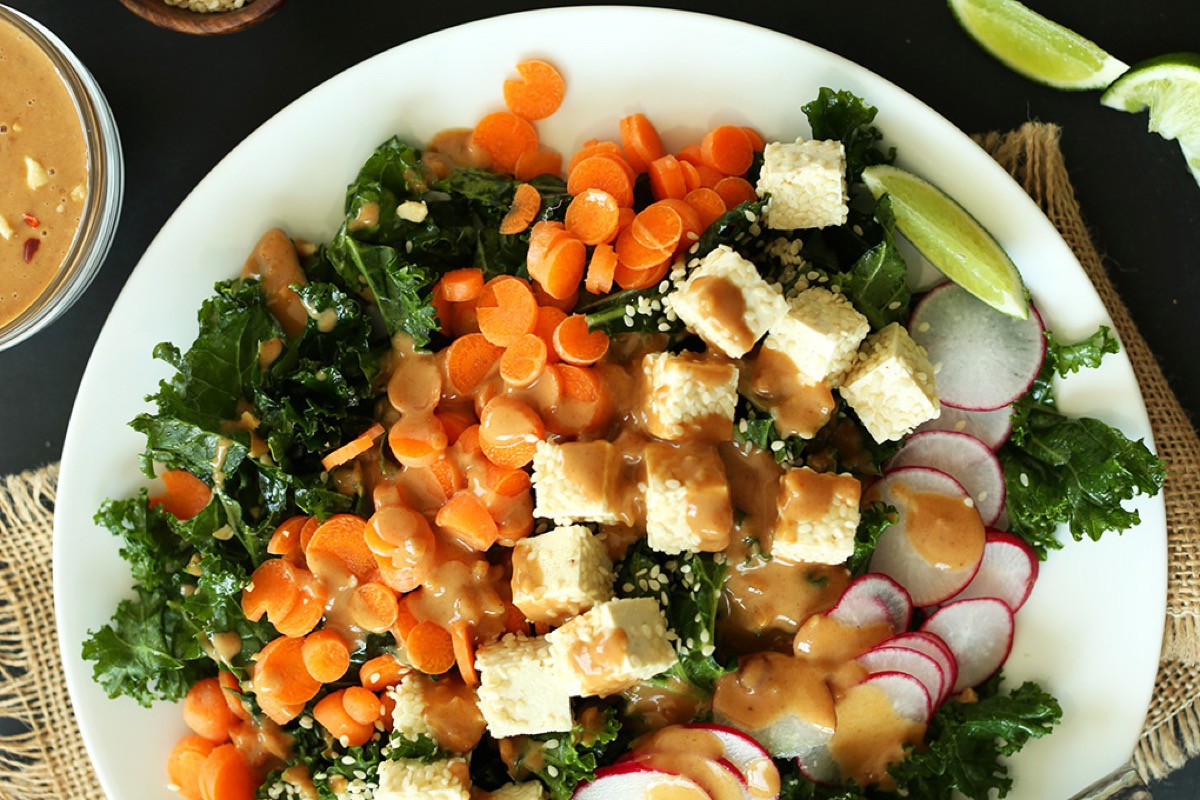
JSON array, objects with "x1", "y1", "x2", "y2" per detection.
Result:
[
  {"x1": 920, "y1": 598, "x2": 1014, "y2": 693},
  {"x1": 683, "y1": 724, "x2": 780, "y2": 800},
  {"x1": 574, "y1": 763, "x2": 714, "y2": 799},
  {"x1": 856, "y1": 645, "x2": 945, "y2": 712},
  {"x1": 627, "y1": 750, "x2": 744, "y2": 800},
  {"x1": 885, "y1": 631, "x2": 959, "y2": 705},
  {"x1": 795, "y1": 744, "x2": 839, "y2": 786},
  {"x1": 866, "y1": 467, "x2": 986, "y2": 607},
  {"x1": 860, "y1": 670, "x2": 933, "y2": 723},
  {"x1": 827, "y1": 573, "x2": 913, "y2": 633},
  {"x1": 948, "y1": 531, "x2": 1040, "y2": 611},
  {"x1": 909, "y1": 281, "x2": 1046, "y2": 412},
  {"x1": 885, "y1": 430, "x2": 1007, "y2": 525},
  {"x1": 915, "y1": 404, "x2": 1014, "y2": 450}
]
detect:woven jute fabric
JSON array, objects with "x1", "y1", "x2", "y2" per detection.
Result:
[{"x1": 1, "y1": 123, "x2": 1198, "y2": 798}]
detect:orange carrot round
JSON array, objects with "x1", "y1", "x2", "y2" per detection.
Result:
[
  {"x1": 487, "y1": 464, "x2": 533, "y2": 498},
  {"x1": 360, "y1": 653, "x2": 409, "y2": 691},
  {"x1": 431, "y1": 282, "x2": 453, "y2": 335},
  {"x1": 320, "y1": 422, "x2": 385, "y2": 473},
  {"x1": 685, "y1": 188, "x2": 728, "y2": 231},
  {"x1": 301, "y1": 628, "x2": 351, "y2": 683},
  {"x1": 500, "y1": 333, "x2": 549, "y2": 388},
  {"x1": 271, "y1": 568, "x2": 329, "y2": 638},
  {"x1": 500, "y1": 182, "x2": 542, "y2": 235},
  {"x1": 647, "y1": 154, "x2": 688, "y2": 201},
  {"x1": 654, "y1": 198, "x2": 704, "y2": 246},
  {"x1": 183, "y1": 677, "x2": 237, "y2": 744},
  {"x1": 714, "y1": 176, "x2": 758, "y2": 209},
  {"x1": 435, "y1": 490, "x2": 500, "y2": 552},
  {"x1": 741, "y1": 125, "x2": 767, "y2": 151},
  {"x1": 614, "y1": 258, "x2": 671, "y2": 291},
  {"x1": 470, "y1": 111, "x2": 539, "y2": 174},
  {"x1": 217, "y1": 671, "x2": 251, "y2": 723},
  {"x1": 533, "y1": 305, "x2": 568, "y2": 362},
  {"x1": 305, "y1": 513, "x2": 377, "y2": 584},
  {"x1": 614, "y1": 225, "x2": 672, "y2": 271},
  {"x1": 405, "y1": 620, "x2": 457, "y2": 675},
  {"x1": 444, "y1": 332, "x2": 504, "y2": 396},
  {"x1": 585, "y1": 242, "x2": 618, "y2": 295},
  {"x1": 503, "y1": 59, "x2": 565, "y2": 121},
  {"x1": 567, "y1": 155, "x2": 634, "y2": 208},
  {"x1": 267, "y1": 515, "x2": 310, "y2": 562},
  {"x1": 478, "y1": 396, "x2": 545, "y2": 469},
  {"x1": 364, "y1": 506, "x2": 437, "y2": 593},
  {"x1": 342, "y1": 685, "x2": 384, "y2": 726},
  {"x1": 197, "y1": 743, "x2": 258, "y2": 800},
  {"x1": 251, "y1": 636, "x2": 322, "y2": 706},
  {"x1": 514, "y1": 146, "x2": 564, "y2": 181},
  {"x1": 149, "y1": 469, "x2": 212, "y2": 521},
  {"x1": 349, "y1": 581, "x2": 400, "y2": 633},
  {"x1": 676, "y1": 143, "x2": 703, "y2": 166},
  {"x1": 477, "y1": 275, "x2": 539, "y2": 347},
  {"x1": 564, "y1": 188, "x2": 620, "y2": 245},
  {"x1": 439, "y1": 268, "x2": 485, "y2": 302},
  {"x1": 241, "y1": 558, "x2": 300, "y2": 626},
  {"x1": 566, "y1": 140, "x2": 626, "y2": 177},
  {"x1": 533, "y1": 234, "x2": 586, "y2": 300},
  {"x1": 619, "y1": 113, "x2": 665, "y2": 173},
  {"x1": 701, "y1": 125, "x2": 755, "y2": 176},
  {"x1": 630, "y1": 204, "x2": 684, "y2": 253},
  {"x1": 167, "y1": 735, "x2": 216, "y2": 800},
  {"x1": 388, "y1": 413, "x2": 449, "y2": 469},
  {"x1": 450, "y1": 622, "x2": 479, "y2": 686},
  {"x1": 552, "y1": 315, "x2": 610, "y2": 366},
  {"x1": 313, "y1": 690, "x2": 376, "y2": 747}
]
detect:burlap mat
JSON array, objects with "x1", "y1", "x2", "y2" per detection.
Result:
[{"x1": 1, "y1": 123, "x2": 1198, "y2": 799}]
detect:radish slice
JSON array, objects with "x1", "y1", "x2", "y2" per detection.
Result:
[
  {"x1": 795, "y1": 744, "x2": 839, "y2": 786},
  {"x1": 885, "y1": 430, "x2": 1007, "y2": 525},
  {"x1": 866, "y1": 467, "x2": 986, "y2": 607},
  {"x1": 574, "y1": 763, "x2": 713, "y2": 799},
  {"x1": 827, "y1": 573, "x2": 913, "y2": 633},
  {"x1": 857, "y1": 645, "x2": 945, "y2": 712},
  {"x1": 684, "y1": 724, "x2": 780, "y2": 800},
  {"x1": 860, "y1": 671, "x2": 932, "y2": 723},
  {"x1": 909, "y1": 282, "x2": 1046, "y2": 412},
  {"x1": 920, "y1": 598, "x2": 1014, "y2": 693},
  {"x1": 915, "y1": 404, "x2": 1014, "y2": 450},
  {"x1": 885, "y1": 632, "x2": 959, "y2": 705},
  {"x1": 948, "y1": 531, "x2": 1040, "y2": 611}
]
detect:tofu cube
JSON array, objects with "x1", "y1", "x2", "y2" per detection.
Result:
[
  {"x1": 764, "y1": 287, "x2": 869, "y2": 386},
  {"x1": 387, "y1": 673, "x2": 437, "y2": 744},
  {"x1": 773, "y1": 467, "x2": 862, "y2": 565},
  {"x1": 488, "y1": 783, "x2": 548, "y2": 800},
  {"x1": 512, "y1": 525, "x2": 615, "y2": 626},
  {"x1": 839, "y1": 323, "x2": 941, "y2": 442},
  {"x1": 666, "y1": 245, "x2": 788, "y2": 358},
  {"x1": 548, "y1": 598, "x2": 676, "y2": 696},
  {"x1": 755, "y1": 139, "x2": 849, "y2": 230},
  {"x1": 376, "y1": 758, "x2": 471, "y2": 800},
  {"x1": 475, "y1": 634, "x2": 573, "y2": 738},
  {"x1": 643, "y1": 442, "x2": 733, "y2": 554},
  {"x1": 641, "y1": 351, "x2": 739, "y2": 441},
  {"x1": 532, "y1": 440, "x2": 627, "y2": 525}
]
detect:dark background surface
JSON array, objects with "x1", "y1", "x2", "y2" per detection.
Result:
[{"x1": 1, "y1": 0, "x2": 1197, "y2": 795}]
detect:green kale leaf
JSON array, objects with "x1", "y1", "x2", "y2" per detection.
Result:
[
  {"x1": 846, "y1": 502, "x2": 896, "y2": 577},
  {"x1": 802, "y1": 88, "x2": 895, "y2": 184},
  {"x1": 834, "y1": 195, "x2": 910, "y2": 330},
  {"x1": 734, "y1": 397, "x2": 806, "y2": 465},
  {"x1": 1045, "y1": 325, "x2": 1121, "y2": 377},
  {"x1": 518, "y1": 705, "x2": 624, "y2": 800}
]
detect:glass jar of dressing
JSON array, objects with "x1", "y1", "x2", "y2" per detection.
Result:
[{"x1": 0, "y1": 5, "x2": 122, "y2": 350}]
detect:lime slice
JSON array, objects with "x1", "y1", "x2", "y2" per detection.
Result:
[
  {"x1": 861, "y1": 165, "x2": 1029, "y2": 320},
  {"x1": 1101, "y1": 53, "x2": 1200, "y2": 186},
  {"x1": 948, "y1": 0, "x2": 1128, "y2": 90}
]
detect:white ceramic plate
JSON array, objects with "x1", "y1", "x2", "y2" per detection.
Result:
[{"x1": 55, "y1": 7, "x2": 1165, "y2": 799}]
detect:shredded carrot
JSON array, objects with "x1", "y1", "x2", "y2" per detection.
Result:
[
  {"x1": 360, "y1": 653, "x2": 409, "y2": 691},
  {"x1": 514, "y1": 146, "x2": 563, "y2": 181},
  {"x1": 271, "y1": 567, "x2": 328, "y2": 638},
  {"x1": 647, "y1": 154, "x2": 688, "y2": 201},
  {"x1": 700, "y1": 124, "x2": 755, "y2": 176},
  {"x1": 305, "y1": 513, "x2": 376, "y2": 583},
  {"x1": 619, "y1": 113, "x2": 666, "y2": 173},
  {"x1": 435, "y1": 490, "x2": 500, "y2": 551},
  {"x1": 478, "y1": 396, "x2": 546, "y2": 469},
  {"x1": 197, "y1": 743, "x2": 258, "y2": 800},
  {"x1": 444, "y1": 332, "x2": 503, "y2": 395},
  {"x1": 320, "y1": 422, "x2": 384, "y2": 473},
  {"x1": 313, "y1": 690, "x2": 375, "y2": 747},
  {"x1": 167, "y1": 735, "x2": 216, "y2": 800},
  {"x1": 349, "y1": 581, "x2": 400, "y2": 633},
  {"x1": 567, "y1": 155, "x2": 635, "y2": 208},
  {"x1": 183, "y1": 677, "x2": 237, "y2": 744},
  {"x1": 450, "y1": 622, "x2": 479, "y2": 686},
  {"x1": 533, "y1": 305, "x2": 568, "y2": 362},
  {"x1": 342, "y1": 685, "x2": 384, "y2": 726},
  {"x1": 713, "y1": 175, "x2": 758, "y2": 209},
  {"x1": 470, "y1": 111, "x2": 539, "y2": 174},
  {"x1": 500, "y1": 182, "x2": 542, "y2": 235},
  {"x1": 477, "y1": 275, "x2": 539, "y2": 346},
  {"x1": 531, "y1": 233, "x2": 586, "y2": 300},
  {"x1": 630, "y1": 204, "x2": 684, "y2": 253},
  {"x1": 387, "y1": 413, "x2": 449, "y2": 468},
  {"x1": 564, "y1": 188, "x2": 621, "y2": 245},
  {"x1": 552, "y1": 314, "x2": 610, "y2": 366},
  {"x1": 405, "y1": 620, "x2": 457, "y2": 675},
  {"x1": 266, "y1": 515, "x2": 309, "y2": 563},
  {"x1": 241, "y1": 558, "x2": 300, "y2": 626},
  {"x1": 685, "y1": 187, "x2": 728, "y2": 231},
  {"x1": 500, "y1": 333, "x2": 549, "y2": 388},
  {"x1": 251, "y1": 636, "x2": 321, "y2": 706},
  {"x1": 149, "y1": 469, "x2": 211, "y2": 521},
  {"x1": 217, "y1": 671, "x2": 252, "y2": 723},
  {"x1": 585, "y1": 242, "x2": 618, "y2": 295},
  {"x1": 614, "y1": 225, "x2": 671, "y2": 271},
  {"x1": 503, "y1": 59, "x2": 565, "y2": 121},
  {"x1": 614, "y1": 258, "x2": 671, "y2": 290},
  {"x1": 301, "y1": 628, "x2": 351, "y2": 683},
  {"x1": 439, "y1": 268, "x2": 485, "y2": 303}
]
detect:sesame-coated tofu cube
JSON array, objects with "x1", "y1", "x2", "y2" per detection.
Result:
[
  {"x1": 475, "y1": 634, "x2": 573, "y2": 738},
  {"x1": 376, "y1": 757, "x2": 471, "y2": 800},
  {"x1": 512, "y1": 525, "x2": 615, "y2": 626},
  {"x1": 642, "y1": 351, "x2": 739, "y2": 441},
  {"x1": 666, "y1": 245, "x2": 788, "y2": 358},
  {"x1": 773, "y1": 467, "x2": 862, "y2": 565},
  {"x1": 387, "y1": 673, "x2": 437, "y2": 744},
  {"x1": 643, "y1": 442, "x2": 733, "y2": 554},
  {"x1": 386, "y1": 673, "x2": 482, "y2": 754},
  {"x1": 548, "y1": 598, "x2": 676, "y2": 696},
  {"x1": 764, "y1": 287, "x2": 870, "y2": 386},
  {"x1": 489, "y1": 783, "x2": 548, "y2": 800},
  {"x1": 756, "y1": 139, "x2": 849, "y2": 230},
  {"x1": 839, "y1": 323, "x2": 941, "y2": 443},
  {"x1": 532, "y1": 440, "x2": 627, "y2": 526}
]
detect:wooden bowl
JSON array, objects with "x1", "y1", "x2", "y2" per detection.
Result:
[{"x1": 116, "y1": 0, "x2": 288, "y2": 35}]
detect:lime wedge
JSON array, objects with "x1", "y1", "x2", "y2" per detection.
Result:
[
  {"x1": 1101, "y1": 53, "x2": 1200, "y2": 186},
  {"x1": 948, "y1": 0, "x2": 1128, "y2": 90},
  {"x1": 861, "y1": 165, "x2": 1029, "y2": 320}
]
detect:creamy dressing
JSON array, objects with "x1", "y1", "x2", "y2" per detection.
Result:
[
  {"x1": 742, "y1": 348, "x2": 835, "y2": 439},
  {"x1": 895, "y1": 484, "x2": 986, "y2": 570}
]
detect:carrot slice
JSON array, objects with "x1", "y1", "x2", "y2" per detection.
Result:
[
  {"x1": 342, "y1": 685, "x2": 384, "y2": 726},
  {"x1": 149, "y1": 469, "x2": 211, "y2": 521},
  {"x1": 685, "y1": 188, "x2": 728, "y2": 231},
  {"x1": 251, "y1": 636, "x2": 322, "y2": 706},
  {"x1": 168, "y1": 735, "x2": 216, "y2": 800},
  {"x1": 487, "y1": 464, "x2": 533, "y2": 498},
  {"x1": 500, "y1": 183, "x2": 542, "y2": 235},
  {"x1": 241, "y1": 558, "x2": 300, "y2": 626},
  {"x1": 567, "y1": 155, "x2": 634, "y2": 208},
  {"x1": 393, "y1": 593, "x2": 421, "y2": 641},
  {"x1": 564, "y1": 188, "x2": 620, "y2": 245},
  {"x1": 361, "y1": 653, "x2": 409, "y2": 691},
  {"x1": 450, "y1": 622, "x2": 478, "y2": 686},
  {"x1": 653, "y1": 198, "x2": 703, "y2": 246},
  {"x1": 364, "y1": 505, "x2": 437, "y2": 593},
  {"x1": 349, "y1": 581, "x2": 400, "y2": 633},
  {"x1": 451, "y1": 296, "x2": 480, "y2": 337},
  {"x1": 298, "y1": 516, "x2": 320, "y2": 555},
  {"x1": 631, "y1": 204, "x2": 684, "y2": 253},
  {"x1": 431, "y1": 282, "x2": 453, "y2": 335},
  {"x1": 614, "y1": 258, "x2": 671, "y2": 290},
  {"x1": 305, "y1": 513, "x2": 376, "y2": 583},
  {"x1": 532, "y1": 234, "x2": 586, "y2": 300},
  {"x1": 183, "y1": 677, "x2": 237, "y2": 743},
  {"x1": 477, "y1": 275, "x2": 539, "y2": 347},
  {"x1": 566, "y1": 140, "x2": 626, "y2": 177},
  {"x1": 552, "y1": 315, "x2": 610, "y2": 366},
  {"x1": 388, "y1": 413, "x2": 449, "y2": 469},
  {"x1": 500, "y1": 333, "x2": 549, "y2": 388},
  {"x1": 444, "y1": 332, "x2": 503, "y2": 396},
  {"x1": 585, "y1": 242, "x2": 617, "y2": 295},
  {"x1": 478, "y1": 396, "x2": 546, "y2": 469},
  {"x1": 439, "y1": 268, "x2": 485, "y2": 303},
  {"x1": 270, "y1": 568, "x2": 328, "y2": 638},
  {"x1": 532, "y1": 283, "x2": 578, "y2": 314},
  {"x1": 647, "y1": 154, "x2": 688, "y2": 201},
  {"x1": 514, "y1": 146, "x2": 563, "y2": 181},
  {"x1": 503, "y1": 59, "x2": 565, "y2": 121},
  {"x1": 676, "y1": 143, "x2": 703, "y2": 166},
  {"x1": 614, "y1": 225, "x2": 672, "y2": 271},
  {"x1": 714, "y1": 176, "x2": 758, "y2": 209},
  {"x1": 301, "y1": 628, "x2": 351, "y2": 683},
  {"x1": 320, "y1": 422, "x2": 384, "y2": 473},
  {"x1": 619, "y1": 113, "x2": 665, "y2": 173},
  {"x1": 435, "y1": 490, "x2": 500, "y2": 551},
  {"x1": 741, "y1": 125, "x2": 767, "y2": 151},
  {"x1": 255, "y1": 693, "x2": 307, "y2": 727},
  {"x1": 680, "y1": 160, "x2": 702, "y2": 193},
  {"x1": 470, "y1": 111, "x2": 539, "y2": 174},
  {"x1": 313, "y1": 690, "x2": 375, "y2": 747},
  {"x1": 218, "y1": 671, "x2": 251, "y2": 722},
  {"x1": 198, "y1": 743, "x2": 258, "y2": 800},
  {"x1": 267, "y1": 515, "x2": 309, "y2": 563},
  {"x1": 533, "y1": 306, "x2": 568, "y2": 362},
  {"x1": 406, "y1": 620, "x2": 457, "y2": 675},
  {"x1": 701, "y1": 125, "x2": 755, "y2": 176}
]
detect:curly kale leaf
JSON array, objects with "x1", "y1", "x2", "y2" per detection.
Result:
[
  {"x1": 1045, "y1": 325, "x2": 1121, "y2": 377},
  {"x1": 834, "y1": 195, "x2": 910, "y2": 330},
  {"x1": 846, "y1": 502, "x2": 896, "y2": 577},
  {"x1": 516, "y1": 706, "x2": 624, "y2": 800},
  {"x1": 734, "y1": 397, "x2": 807, "y2": 465},
  {"x1": 802, "y1": 87, "x2": 895, "y2": 184}
]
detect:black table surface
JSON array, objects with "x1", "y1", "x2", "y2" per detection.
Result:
[{"x1": 2, "y1": 0, "x2": 1197, "y2": 796}]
